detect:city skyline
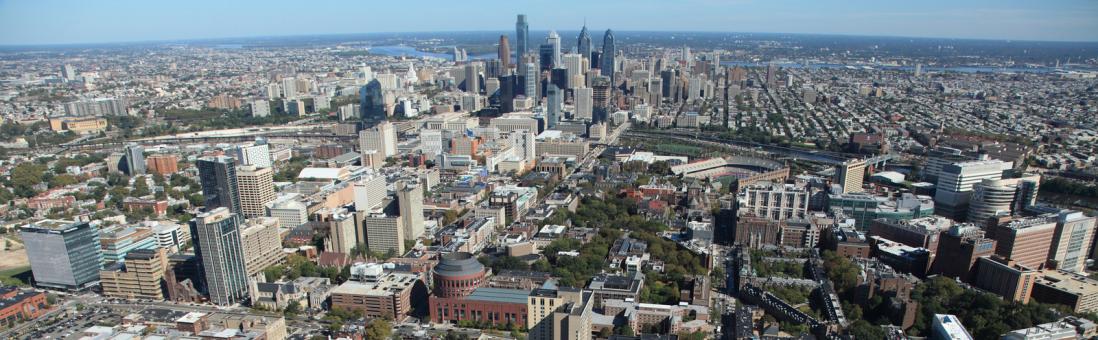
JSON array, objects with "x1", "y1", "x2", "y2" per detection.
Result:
[{"x1": 1, "y1": 0, "x2": 1097, "y2": 45}]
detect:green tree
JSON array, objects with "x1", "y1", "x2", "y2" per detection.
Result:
[
  {"x1": 283, "y1": 301, "x2": 301, "y2": 317},
  {"x1": 365, "y1": 318, "x2": 392, "y2": 340}
]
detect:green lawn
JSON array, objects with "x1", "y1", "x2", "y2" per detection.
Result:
[{"x1": 0, "y1": 266, "x2": 32, "y2": 286}]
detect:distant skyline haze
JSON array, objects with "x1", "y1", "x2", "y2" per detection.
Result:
[{"x1": 0, "y1": 0, "x2": 1096, "y2": 45}]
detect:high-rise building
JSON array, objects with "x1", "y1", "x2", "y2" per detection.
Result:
[
  {"x1": 527, "y1": 281, "x2": 593, "y2": 340},
  {"x1": 836, "y1": 159, "x2": 867, "y2": 194},
  {"x1": 363, "y1": 212, "x2": 405, "y2": 255},
  {"x1": 739, "y1": 182, "x2": 810, "y2": 221},
  {"x1": 987, "y1": 214, "x2": 1058, "y2": 270},
  {"x1": 323, "y1": 210, "x2": 357, "y2": 255},
  {"x1": 281, "y1": 77, "x2": 298, "y2": 98},
  {"x1": 591, "y1": 76, "x2": 611, "y2": 123},
  {"x1": 546, "y1": 84, "x2": 562, "y2": 129},
  {"x1": 20, "y1": 220, "x2": 103, "y2": 290},
  {"x1": 967, "y1": 175, "x2": 1040, "y2": 225},
  {"x1": 515, "y1": 15, "x2": 529, "y2": 66},
  {"x1": 145, "y1": 154, "x2": 179, "y2": 175},
  {"x1": 240, "y1": 217, "x2": 284, "y2": 276},
  {"x1": 574, "y1": 87, "x2": 593, "y2": 121},
  {"x1": 100, "y1": 248, "x2": 169, "y2": 300},
  {"x1": 524, "y1": 62, "x2": 538, "y2": 101},
  {"x1": 124, "y1": 144, "x2": 146, "y2": 176},
  {"x1": 498, "y1": 35, "x2": 511, "y2": 70},
  {"x1": 358, "y1": 121, "x2": 398, "y2": 158},
  {"x1": 61, "y1": 64, "x2": 76, "y2": 81},
  {"x1": 190, "y1": 208, "x2": 249, "y2": 306},
  {"x1": 935, "y1": 158, "x2": 1011, "y2": 221},
  {"x1": 396, "y1": 180, "x2": 425, "y2": 241},
  {"x1": 234, "y1": 142, "x2": 272, "y2": 169},
  {"x1": 236, "y1": 165, "x2": 275, "y2": 219},
  {"x1": 601, "y1": 29, "x2": 616, "y2": 84},
  {"x1": 930, "y1": 224, "x2": 996, "y2": 282},
  {"x1": 197, "y1": 156, "x2": 241, "y2": 215},
  {"x1": 1050, "y1": 211, "x2": 1096, "y2": 273},
  {"x1": 547, "y1": 31, "x2": 561, "y2": 69},
  {"x1": 578, "y1": 24, "x2": 593, "y2": 61},
  {"x1": 464, "y1": 62, "x2": 482, "y2": 94}
]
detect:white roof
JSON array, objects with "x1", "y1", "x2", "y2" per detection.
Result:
[{"x1": 297, "y1": 167, "x2": 345, "y2": 180}]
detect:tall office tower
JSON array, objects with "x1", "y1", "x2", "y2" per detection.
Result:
[
  {"x1": 660, "y1": 70, "x2": 674, "y2": 98},
  {"x1": 396, "y1": 180, "x2": 425, "y2": 241},
  {"x1": 968, "y1": 175, "x2": 1041, "y2": 225},
  {"x1": 190, "y1": 208, "x2": 249, "y2": 306},
  {"x1": 61, "y1": 64, "x2": 76, "y2": 81},
  {"x1": 682, "y1": 45, "x2": 691, "y2": 65},
  {"x1": 464, "y1": 62, "x2": 482, "y2": 94},
  {"x1": 524, "y1": 62, "x2": 538, "y2": 101},
  {"x1": 1050, "y1": 211, "x2": 1097, "y2": 273},
  {"x1": 550, "y1": 68, "x2": 569, "y2": 94},
  {"x1": 452, "y1": 47, "x2": 465, "y2": 63},
  {"x1": 265, "y1": 83, "x2": 281, "y2": 99},
  {"x1": 499, "y1": 75, "x2": 517, "y2": 113},
  {"x1": 358, "y1": 121, "x2": 398, "y2": 158},
  {"x1": 723, "y1": 71, "x2": 730, "y2": 128},
  {"x1": 20, "y1": 220, "x2": 103, "y2": 290},
  {"x1": 123, "y1": 144, "x2": 146, "y2": 176},
  {"x1": 281, "y1": 77, "x2": 298, "y2": 98},
  {"x1": 546, "y1": 84, "x2": 562, "y2": 129},
  {"x1": 935, "y1": 158, "x2": 1011, "y2": 222},
  {"x1": 359, "y1": 79, "x2": 386, "y2": 121},
  {"x1": 591, "y1": 76, "x2": 611, "y2": 123},
  {"x1": 234, "y1": 142, "x2": 272, "y2": 168},
  {"x1": 835, "y1": 159, "x2": 867, "y2": 194},
  {"x1": 197, "y1": 156, "x2": 241, "y2": 215},
  {"x1": 547, "y1": 31, "x2": 561, "y2": 69},
  {"x1": 574, "y1": 87, "x2": 593, "y2": 121},
  {"x1": 516, "y1": 15, "x2": 529, "y2": 65},
  {"x1": 764, "y1": 62, "x2": 778, "y2": 88},
  {"x1": 562, "y1": 53, "x2": 584, "y2": 86},
  {"x1": 914, "y1": 64, "x2": 923, "y2": 77},
  {"x1": 538, "y1": 44, "x2": 555, "y2": 72},
  {"x1": 498, "y1": 35, "x2": 512, "y2": 70},
  {"x1": 601, "y1": 29, "x2": 616, "y2": 83},
  {"x1": 577, "y1": 25, "x2": 592, "y2": 62},
  {"x1": 235, "y1": 165, "x2": 275, "y2": 219}
]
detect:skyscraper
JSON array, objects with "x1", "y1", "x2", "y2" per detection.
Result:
[
  {"x1": 234, "y1": 142, "x2": 272, "y2": 168},
  {"x1": 396, "y1": 180, "x2": 425, "y2": 241},
  {"x1": 524, "y1": 62, "x2": 538, "y2": 102},
  {"x1": 601, "y1": 29, "x2": 616, "y2": 83},
  {"x1": 464, "y1": 62, "x2": 482, "y2": 94},
  {"x1": 190, "y1": 208, "x2": 249, "y2": 306},
  {"x1": 197, "y1": 156, "x2": 241, "y2": 215},
  {"x1": 61, "y1": 64, "x2": 76, "y2": 81},
  {"x1": 498, "y1": 35, "x2": 511, "y2": 70},
  {"x1": 765, "y1": 62, "x2": 778, "y2": 88},
  {"x1": 20, "y1": 220, "x2": 103, "y2": 290},
  {"x1": 236, "y1": 165, "x2": 275, "y2": 219},
  {"x1": 574, "y1": 87, "x2": 593, "y2": 121},
  {"x1": 515, "y1": 15, "x2": 529, "y2": 66},
  {"x1": 577, "y1": 25, "x2": 592, "y2": 62},
  {"x1": 547, "y1": 31, "x2": 561, "y2": 69},
  {"x1": 547, "y1": 84, "x2": 562, "y2": 129},
  {"x1": 124, "y1": 144, "x2": 146, "y2": 176}
]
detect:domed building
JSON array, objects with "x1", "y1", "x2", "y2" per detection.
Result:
[{"x1": 432, "y1": 252, "x2": 486, "y2": 298}]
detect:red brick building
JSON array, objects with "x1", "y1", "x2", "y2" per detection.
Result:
[
  {"x1": 0, "y1": 286, "x2": 49, "y2": 328},
  {"x1": 429, "y1": 287, "x2": 529, "y2": 327},
  {"x1": 145, "y1": 155, "x2": 179, "y2": 175}
]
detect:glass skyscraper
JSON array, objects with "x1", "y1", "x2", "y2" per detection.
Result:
[
  {"x1": 197, "y1": 155, "x2": 241, "y2": 215},
  {"x1": 20, "y1": 220, "x2": 103, "y2": 290}
]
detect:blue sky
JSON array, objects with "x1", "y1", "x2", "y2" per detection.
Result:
[{"x1": 1, "y1": 0, "x2": 1096, "y2": 45}]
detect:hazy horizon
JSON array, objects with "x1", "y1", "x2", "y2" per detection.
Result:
[{"x1": 1, "y1": 0, "x2": 1096, "y2": 46}]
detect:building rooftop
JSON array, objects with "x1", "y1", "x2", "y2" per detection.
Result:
[
  {"x1": 433, "y1": 252, "x2": 485, "y2": 278},
  {"x1": 465, "y1": 287, "x2": 532, "y2": 304},
  {"x1": 1035, "y1": 270, "x2": 1098, "y2": 296},
  {"x1": 21, "y1": 219, "x2": 86, "y2": 233}
]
